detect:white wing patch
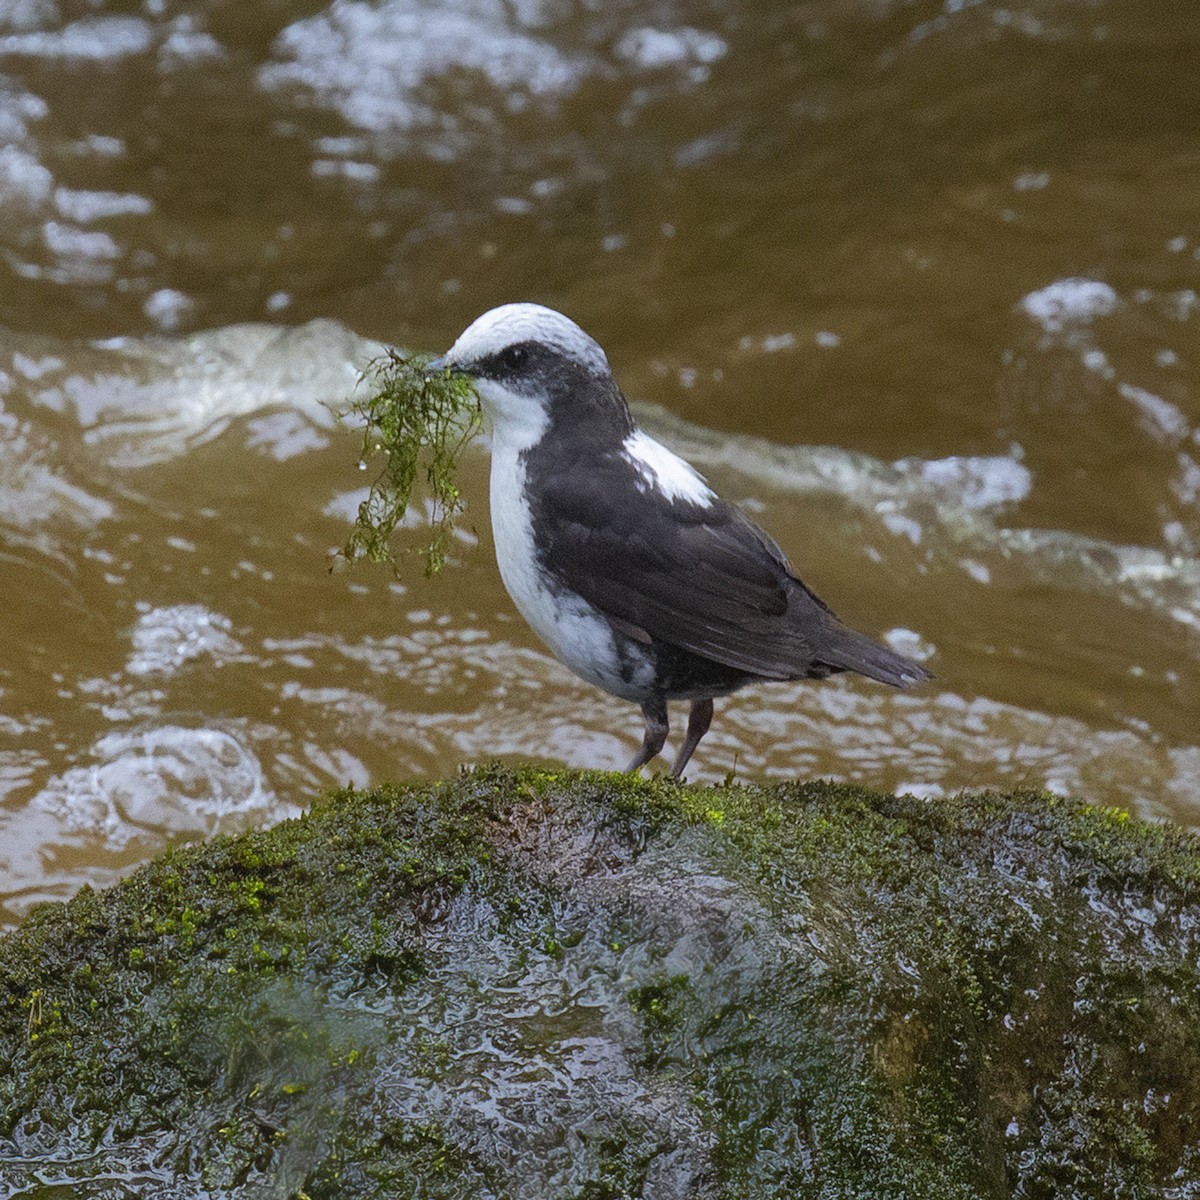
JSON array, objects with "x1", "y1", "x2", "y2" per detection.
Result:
[{"x1": 622, "y1": 429, "x2": 715, "y2": 507}]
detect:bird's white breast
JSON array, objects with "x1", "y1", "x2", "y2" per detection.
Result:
[{"x1": 488, "y1": 417, "x2": 653, "y2": 703}]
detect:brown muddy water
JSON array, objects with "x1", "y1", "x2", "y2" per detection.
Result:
[{"x1": 1, "y1": 0, "x2": 1198, "y2": 926}]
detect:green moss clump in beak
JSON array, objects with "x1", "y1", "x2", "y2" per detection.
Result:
[{"x1": 342, "y1": 350, "x2": 482, "y2": 576}]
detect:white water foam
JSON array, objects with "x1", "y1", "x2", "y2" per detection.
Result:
[
  {"x1": 1020, "y1": 278, "x2": 1119, "y2": 339},
  {"x1": 0, "y1": 16, "x2": 155, "y2": 61},
  {"x1": 259, "y1": 0, "x2": 585, "y2": 137},
  {"x1": 33, "y1": 725, "x2": 295, "y2": 847},
  {"x1": 259, "y1": 0, "x2": 727, "y2": 165},
  {"x1": 614, "y1": 26, "x2": 727, "y2": 73},
  {"x1": 3, "y1": 318, "x2": 370, "y2": 466},
  {"x1": 0, "y1": 401, "x2": 114, "y2": 541},
  {"x1": 126, "y1": 604, "x2": 244, "y2": 678}
]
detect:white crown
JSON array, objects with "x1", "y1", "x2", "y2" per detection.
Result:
[{"x1": 446, "y1": 303, "x2": 610, "y2": 375}]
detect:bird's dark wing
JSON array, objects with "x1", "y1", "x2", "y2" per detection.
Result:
[{"x1": 529, "y1": 458, "x2": 842, "y2": 680}]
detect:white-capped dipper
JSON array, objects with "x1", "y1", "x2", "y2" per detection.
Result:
[{"x1": 432, "y1": 303, "x2": 931, "y2": 778}]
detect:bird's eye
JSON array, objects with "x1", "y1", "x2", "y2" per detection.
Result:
[{"x1": 501, "y1": 345, "x2": 528, "y2": 369}]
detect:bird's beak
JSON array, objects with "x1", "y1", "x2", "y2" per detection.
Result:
[{"x1": 426, "y1": 355, "x2": 468, "y2": 377}]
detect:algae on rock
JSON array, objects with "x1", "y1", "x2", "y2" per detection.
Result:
[{"x1": 1, "y1": 768, "x2": 1199, "y2": 1198}]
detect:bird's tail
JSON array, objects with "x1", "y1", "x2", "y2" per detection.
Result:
[{"x1": 813, "y1": 623, "x2": 932, "y2": 689}]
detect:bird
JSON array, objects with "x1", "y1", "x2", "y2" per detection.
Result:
[{"x1": 431, "y1": 302, "x2": 931, "y2": 778}]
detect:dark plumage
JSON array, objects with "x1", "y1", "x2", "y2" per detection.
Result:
[{"x1": 438, "y1": 303, "x2": 931, "y2": 777}]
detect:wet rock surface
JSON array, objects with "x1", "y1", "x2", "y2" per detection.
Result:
[{"x1": 1, "y1": 766, "x2": 1198, "y2": 1198}]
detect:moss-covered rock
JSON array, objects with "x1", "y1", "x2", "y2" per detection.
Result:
[{"x1": 1, "y1": 767, "x2": 1199, "y2": 1198}]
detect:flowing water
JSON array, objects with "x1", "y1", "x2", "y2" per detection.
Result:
[{"x1": 1, "y1": 0, "x2": 1198, "y2": 926}]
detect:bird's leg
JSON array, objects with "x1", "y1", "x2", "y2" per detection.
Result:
[
  {"x1": 669, "y1": 697, "x2": 714, "y2": 779},
  {"x1": 626, "y1": 696, "x2": 669, "y2": 772}
]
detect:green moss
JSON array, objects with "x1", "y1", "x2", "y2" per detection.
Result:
[
  {"x1": 1, "y1": 767, "x2": 1199, "y2": 1198},
  {"x1": 628, "y1": 973, "x2": 693, "y2": 1068},
  {"x1": 570, "y1": 1132, "x2": 661, "y2": 1200},
  {"x1": 342, "y1": 350, "x2": 482, "y2": 575}
]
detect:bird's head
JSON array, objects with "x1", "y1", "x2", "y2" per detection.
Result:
[{"x1": 434, "y1": 303, "x2": 628, "y2": 446}]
